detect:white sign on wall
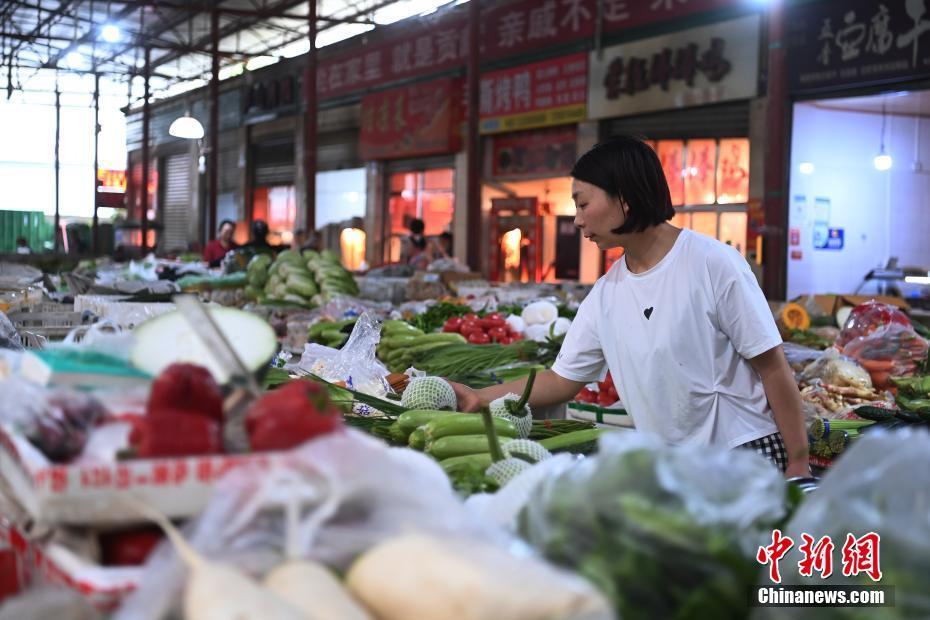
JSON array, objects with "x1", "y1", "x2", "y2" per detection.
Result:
[{"x1": 587, "y1": 14, "x2": 761, "y2": 120}]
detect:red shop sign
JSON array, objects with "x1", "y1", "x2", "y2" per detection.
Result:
[
  {"x1": 479, "y1": 53, "x2": 587, "y2": 134},
  {"x1": 316, "y1": 0, "x2": 744, "y2": 101},
  {"x1": 492, "y1": 126, "x2": 577, "y2": 178},
  {"x1": 359, "y1": 78, "x2": 463, "y2": 160}
]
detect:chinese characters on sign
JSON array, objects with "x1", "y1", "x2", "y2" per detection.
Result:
[
  {"x1": 603, "y1": 37, "x2": 731, "y2": 99},
  {"x1": 491, "y1": 126, "x2": 578, "y2": 178},
  {"x1": 757, "y1": 530, "x2": 883, "y2": 584},
  {"x1": 588, "y1": 14, "x2": 759, "y2": 119},
  {"x1": 317, "y1": 0, "x2": 742, "y2": 100},
  {"x1": 787, "y1": 0, "x2": 930, "y2": 92},
  {"x1": 359, "y1": 78, "x2": 463, "y2": 160},
  {"x1": 480, "y1": 53, "x2": 587, "y2": 134}
]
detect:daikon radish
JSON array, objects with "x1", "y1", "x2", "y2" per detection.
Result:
[
  {"x1": 135, "y1": 502, "x2": 306, "y2": 620},
  {"x1": 261, "y1": 487, "x2": 371, "y2": 620}
]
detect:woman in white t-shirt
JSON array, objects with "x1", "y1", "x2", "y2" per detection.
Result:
[{"x1": 451, "y1": 135, "x2": 809, "y2": 477}]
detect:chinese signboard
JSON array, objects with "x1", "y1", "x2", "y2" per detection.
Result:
[
  {"x1": 786, "y1": 0, "x2": 930, "y2": 92},
  {"x1": 588, "y1": 14, "x2": 760, "y2": 119},
  {"x1": 97, "y1": 169, "x2": 127, "y2": 193},
  {"x1": 491, "y1": 126, "x2": 577, "y2": 178},
  {"x1": 480, "y1": 53, "x2": 587, "y2": 134},
  {"x1": 317, "y1": 0, "x2": 745, "y2": 101},
  {"x1": 359, "y1": 78, "x2": 462, "y2": 160}
]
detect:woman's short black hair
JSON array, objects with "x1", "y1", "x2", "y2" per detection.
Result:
[
  {"x1": 409, "y1": 218, "x2": 425, "y2": 235},
  {"x1": 570, "y1": 134, "x2": 675, "y2": 235},
  {"x1": 218, "y1": 219, "x2": 235, "y2": 231}
]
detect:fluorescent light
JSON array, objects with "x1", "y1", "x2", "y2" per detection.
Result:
[
  {"x1": 905, "y1": 276, "x2": 930, "y2": 285},
  {"x1": 65, "y1": 51, "x2": 84, "y2": 68},
  {"x1": 168, "y1": 115, "x2": 204, "y2": 139},
  {"x1": 874, "y1": 153, "x2": 893, "y2": 171},
  {"x1": 246, "y1": 56, "x2": 278, "y2": 71},
  {"x1": 799, "y1": 162, "x2": 815, "y2": 174},
  {"x1": 101, "y1": 24, "x2": 121, "y2": 43}
]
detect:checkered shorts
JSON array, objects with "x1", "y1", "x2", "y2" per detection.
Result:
[{"x1": 741, "y1": 432, "x2": 788, "y2": 472}]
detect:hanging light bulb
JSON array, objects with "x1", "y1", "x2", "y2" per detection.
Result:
[
  {"x1": 169, "y1": 113, "x2": 205, "y2": 139},
  {"x1": 874, "y1": 100, "x2": 892, "y2": 171}
]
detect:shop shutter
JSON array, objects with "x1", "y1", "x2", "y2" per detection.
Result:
[
  {"x1": 219, "y1": 148, "x2": 239, "y2": 192},
  {"x1": 317, "y1": 128, "x2": 361, "y2": 171},
  {"x1": 253, "y1": 138, "x2": 295, "y2": 186},
  {"x1": 162, "y1": 154, "x2": 192, "y2": 252},
  {"x1": 601, "y1": 101, "x2": 750, "y2": 140}
]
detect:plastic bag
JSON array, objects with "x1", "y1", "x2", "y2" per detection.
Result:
[
  {"x1": 799, "y1": 347, "x2": 873, "y2": 389},
  {"x1": 783, "y1": 342, "x2": 824, "y2": 378},
  {"x1": 0, "y1": 310, "x2": 24, "y2": 350},
  {"x1": 116, "y1": 429, "x2": 611, "y2": 620},
  {"x1": 836, "y1": 301, "x2": 928, "y2": 388},
  {"x1": 752, "y1": 429, "x2": 930, "y2": 619},
  {"x1": 0, "y1": 377, "x2": 105, "y2": 463},
  {"x1": 296, "y1": 311, "x2": 389, "y2": 396},
  {"x1": 519, "y1": 431, "x2": 789, "y2": 619}
]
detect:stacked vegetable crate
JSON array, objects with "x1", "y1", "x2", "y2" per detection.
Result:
[{"x1": 8, "y1": 301, "x2": 84, "y2": 343}]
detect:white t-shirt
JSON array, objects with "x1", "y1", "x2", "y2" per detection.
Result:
[{"x1": 552, "y1": 229, "x2": 781, "y2": 448}]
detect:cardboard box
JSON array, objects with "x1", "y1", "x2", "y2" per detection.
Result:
[{"x1": 790, "y1": 294, "x2": 910, "y2": 318}]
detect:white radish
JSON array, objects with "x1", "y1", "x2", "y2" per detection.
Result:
[
  {"x1": 261, "y1": 479, "x2": 371, "y2": 620},
  {"x1": 551, "y1": 317, "x2": 572, "y2": 337},
  {"x1": 504, "y1": 314, "x2": 526, "y2": 335},
  {"x1": 134, "y1": 502, "x2": 306, "y2": 620}
]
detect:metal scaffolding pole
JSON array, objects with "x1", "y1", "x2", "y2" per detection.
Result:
[
  {"x1": 465, "y1": 0, "x2": 481, "y2": 272},
  {"x1": 92, "y1": 72, "x2": 100, "y2": 254},
  {"x1": 208, "y1": 7, "x2": 220, "y2": 244},
  {"x1": 141, "y1": 46, "x2": 151, "y2": 253},
  {"x1": 54, "y1": 79, "x2": 61, "y2": 253},
  {"x1": 303, "y1": 0, "x2": 317, "y2": 232}
]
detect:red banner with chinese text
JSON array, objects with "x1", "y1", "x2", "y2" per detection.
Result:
[
  {"x1": 480, "y1": 53, "x2": 587, "y2": 134},
  {"x1": 316, "y1": 0, "x2": 744, "y2": 100},
  {"x1": 359, "y1": 78, "x2": 463, "y2": 160}
]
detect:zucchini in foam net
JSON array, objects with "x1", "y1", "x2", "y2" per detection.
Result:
[{"x1": 400, "y1": 376, "x2": 457, "y2": 411}]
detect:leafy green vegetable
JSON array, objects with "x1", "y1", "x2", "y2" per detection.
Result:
[{"x1": 408, "y1": 302, "x2": 472, "y2": 333}]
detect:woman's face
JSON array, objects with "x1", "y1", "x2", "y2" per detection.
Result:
[
  {"x1": 571, "y1": 179, "x2": 627, "y2": 250},
  {"x1": 219, "y1": 223, "x2": 234, "y2": 243}
]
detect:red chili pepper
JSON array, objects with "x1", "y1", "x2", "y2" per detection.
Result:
[
  {"x1": 147, "y1": 363, "x2": 224, "y2": 422},
  {"x1": 132, "y1": 410, "x2": 223, "y2": 458},
  {"x1": 245, "y1": 380, "x2": 343, "y2": 452}
]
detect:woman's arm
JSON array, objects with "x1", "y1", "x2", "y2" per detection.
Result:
[
  {"x1": 749, "y1": 345, "x2": 811, "y2": 478},
  {"x1": 448, "y1": 369, "x2": 585, "y2": 413}
]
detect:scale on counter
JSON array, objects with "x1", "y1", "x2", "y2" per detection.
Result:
[{"x1": 855, "y1": 258, "x2": 930, "y2": 311}]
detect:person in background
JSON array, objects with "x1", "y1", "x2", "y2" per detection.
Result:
[
  {"x1": 203, "y1": 219, "x2": 237, "y2": 267},
  {"x1": 246, "y1": 219, "x2": 272, "y2": 252},
  {"x1": 293, "y1": 229, "x2": 322, "y2": 253},
  {"x1": 15, "y1": 238, "x2": 32, "y2": 255},
  {"x1": 433, "y1": 231, "x2": 453, "y2": 260},
  {"x1": 401, "y1": 218, "x2": 429, "y2": 269}
]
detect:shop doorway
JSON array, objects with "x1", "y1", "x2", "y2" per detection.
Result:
[
  {"x1": 787, "y1": 89, "x2": 930, "y2": 302},
  {"x1": 384, "y1": 167, "x2": 454, "y2": 264}
]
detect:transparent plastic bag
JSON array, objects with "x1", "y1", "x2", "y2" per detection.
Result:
[
  {"x1": 799, "y1": 347, "x2": 873, "y2": 389},
  {"x1": 296, "y1": 311, "x2": 389, "y2": 396},
  {"x1": 519, "y1": 431, "x2": 789, "y2": 619},
  {"x1": 116, "y1": 429, "x2": 612, "y2": 620},
  {"x1": 783, "y1": 342, "x2": 824, "y2": 378},
  {"x1": 0, "y1": 310, "x2": 24, "y2": 350},
  {"x1": 752, "y1": 429, "x2": 930, "y2": 619},
  {"x1": 0, "y1": 377, "x2": 105, "y2": 463},
  {"x1": 842, "y1": 323, "x2": 928, "y2": 389}
]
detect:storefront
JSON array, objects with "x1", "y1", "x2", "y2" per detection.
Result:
[
  {"x1": 783, "y1": 0, "x2": 930, "y2": 306},
  {"x1": 587, "y1": 13, "x2": 761, "y2": 274},
  {"x1": 358, "y1": 77, "x2": 462, "y2": 265},
  {"x1": 479, "y1": 52, "x2": 601, "y2": 283}
]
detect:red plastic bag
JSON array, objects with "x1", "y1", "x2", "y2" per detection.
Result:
[{"x1": 837, "y1": 301, "x2": 927, "y2": 388}]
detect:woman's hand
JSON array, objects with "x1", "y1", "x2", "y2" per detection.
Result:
[
  {"x1": 784, "y1": 460, "x2": 812, "y2": 479},
  {"x1": 448, "y1": 381, "x2": 481, "y2": 412}
]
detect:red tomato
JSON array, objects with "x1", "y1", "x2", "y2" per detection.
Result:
[
  {"x1": 497, "y1": 336, "x2": 513, "y2": 345},
  {"x1": 459, "y1": 320, "x2": 482, "y2": 337},
  {"x1": 443, "y1": 317, "x2": 464, "y2": 332},
  {"x1": 484, "y1": 312, "x2": 505, "y2": 323},
  {"x1": 597, "y1": 390, "x2": 615, "y2": 406},
  {"x1": 488, "y1": 326, "x2": 509, "y2": 342},
  {"x1": 100, "y1": 527, "x2": 163, "y2": 566},
  {"x1": 468, "y1": 331, "x2": 491, "y2": 344},
  {"x1": 462, "y1": 313, "x2": 479, "y2": 322},
  {"x1": 575, "y1": 388, "x2": 597, "y2": 403},
  {"x1": 509, "y1": 333, "x2": 523, "y2": 341},
  {"x1": 603, "y1": 371, "x2": 614, "y2": 388}
]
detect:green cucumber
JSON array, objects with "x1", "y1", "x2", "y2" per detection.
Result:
[
  {"x1": 396, "y1": 410, "x2": 455, "y2": 437},
  {"x1": 380, "y1": 335, "x2": 419, "y2": 350},
  {"x1": 539, "y1": 428, "x2": 606, "y2": 453},
  {"x1": 439, "y1": 453, "x2": 494, "y2": 474},
  {"x1": 427, "y1": 434, "x2": 513, "y2": 460},
  {"x1": 424, "y1": 414, "x2": 518, "y2": 441},
  {"x1": 408, "y1": 427, "x2": 427, "y2": 450}
]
